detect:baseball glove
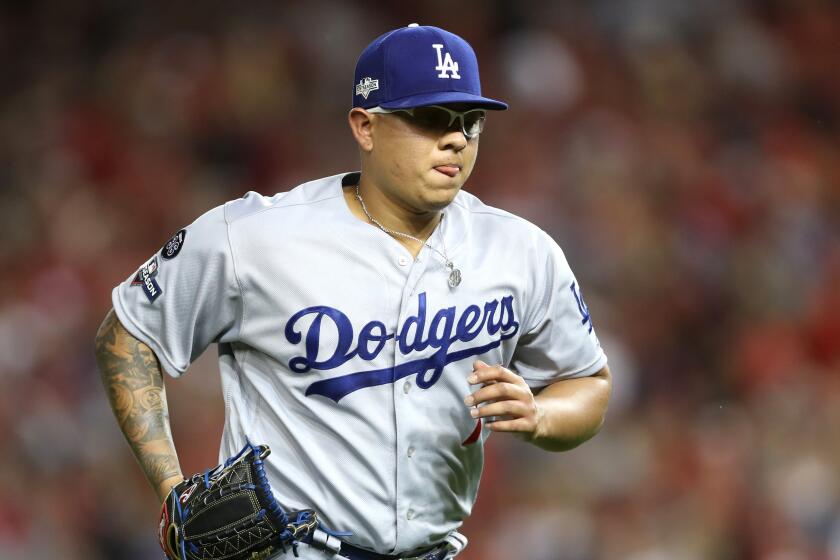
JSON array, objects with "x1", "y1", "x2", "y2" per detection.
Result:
[{"x1": 158, "y1": 442, "x2": 335, "y2": 560}]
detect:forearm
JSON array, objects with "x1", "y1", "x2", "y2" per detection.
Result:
[
  {"x1": 528, "y1": 365, "x2": 612, "y2": 452},
  {"x1": 94, "y1": 309, "x2": 183, "y2": 501}
]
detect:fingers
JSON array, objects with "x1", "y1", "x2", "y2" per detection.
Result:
[
  {"x1": 468, "y1": 399, "x2": 532, "y2": 420},
  {"x1": 484, "y1": 417, "x2": 534, "y2": 433},
  {"x1": 465, "y1": 361, "x2": 540, "y2": 438},
  {"x1": 464, "y1": 379, "x2": 528, "y2": 406},
  {"x1": 468, "y1": 361, "x2": 523, "y2": 386},
  {"x1": 466, "y1": 362, "x2": 528, "y2": 406}
]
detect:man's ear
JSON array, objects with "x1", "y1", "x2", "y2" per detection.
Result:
[{"x1": 348, "y1": 108, "x2": 375, "y2": 152}]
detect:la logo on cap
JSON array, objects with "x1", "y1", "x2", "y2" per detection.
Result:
[{"x1": 432, "y1": 44, "x2": 460, "y2": 79}]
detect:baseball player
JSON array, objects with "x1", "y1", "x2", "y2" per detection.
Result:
[{"x1": 95, "y1": 24, "x2": 611, "y2": 560}]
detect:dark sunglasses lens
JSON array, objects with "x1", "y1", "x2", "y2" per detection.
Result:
[
  {"x1": 407, "y1": 107, "x2": 486, "y2": 137},
  {"x1": 411, "y1": 107, "x2": 453, "y2": 130}
]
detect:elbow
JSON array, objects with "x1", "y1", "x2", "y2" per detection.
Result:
[
  {"x1": 94, "y1": 310, "x2": 117, "y2": 353},
  {"x1": 591, "y1": 365, "x2": 613, "y2": 429},
  {"x1": 588, "y1": 369, "x2": 613, "y2": 439}
]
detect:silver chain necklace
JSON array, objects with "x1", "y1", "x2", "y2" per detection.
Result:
[{"x1": 355, "y1": 185, "x2": 462, "y2": 288}]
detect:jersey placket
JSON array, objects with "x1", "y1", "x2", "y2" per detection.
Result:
[{"x1": 389, "y1": 248, "x2": 431, "y2": 552}]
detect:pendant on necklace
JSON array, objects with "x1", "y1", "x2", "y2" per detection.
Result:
[{"x1": 446, "y1": 261, "x2": 462, "y2": 288}]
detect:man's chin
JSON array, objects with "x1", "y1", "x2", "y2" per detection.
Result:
[
  {"x1": 420, "y1": 185, "x2": 461, "y2": 212},
  {"x1": 427, "y1": 172, "x2": 465, "y2": 197}
]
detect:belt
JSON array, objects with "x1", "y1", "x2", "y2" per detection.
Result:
[
  {"x1": 337, "y1": 541, "x2": 449, "y2": 560},
  {"x1": 304, "y1": 528, "x2": 465, "y2": 560}
]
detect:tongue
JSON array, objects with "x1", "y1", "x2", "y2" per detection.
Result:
[{"x1": 435, "y1": 166, "x2": 458, "y2": 177}]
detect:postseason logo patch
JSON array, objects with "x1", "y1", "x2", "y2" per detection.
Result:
[
  {"x1": 161, "y1": 229, "x2": 186, "y2": 260},
  {"x1": 132, "y1": 256, "x2": 162, "y2": 303},
  {"x1": 355, "y1": 77, "x2": 379, "y2": 100}
]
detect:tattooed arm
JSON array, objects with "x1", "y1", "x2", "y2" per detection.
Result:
[{"x1": 95, "y1": 308, "x2": 184, "y2": 502}]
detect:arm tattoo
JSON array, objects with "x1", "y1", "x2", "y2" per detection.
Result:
[{"x1": 95, "y1": 310, "x2": 182, "y2": 490}]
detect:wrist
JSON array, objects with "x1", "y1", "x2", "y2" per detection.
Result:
[
  {"x1": 524, "y1": 399, "x2": 582, "y2": 452},
  {"x1": 513, "y1": 400, "x2": 547, "y2": 444},
  {"x1": 156, "y1": 474, "x2": 185, "y2": 503}
]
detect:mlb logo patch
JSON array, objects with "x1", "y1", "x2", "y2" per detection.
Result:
[
  {"x1": 131, "y1": 256, "x2": 159, "y2": 286},
  {"x1": 132, "y1": 256, "x2": 163, "y2": 303}
]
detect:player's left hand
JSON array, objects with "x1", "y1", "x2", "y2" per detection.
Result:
[{"x1": 464, "y1": 360, "x2": 544, "y2": 440}]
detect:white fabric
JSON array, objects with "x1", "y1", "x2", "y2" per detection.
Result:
[{"x1": 112, "y1": 172, "x2": 607, "y2": 556}]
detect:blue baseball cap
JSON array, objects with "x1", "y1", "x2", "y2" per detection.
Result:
[{"x1": 352, "y1": 24, "x2": 508, "y2": 111}]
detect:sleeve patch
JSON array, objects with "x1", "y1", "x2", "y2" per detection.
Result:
[
  {"x1": 132, "y1": 256, "x2": 163, "y2": 303},
  {"x1": 160, "y1": 229, "x2": 187, "y2": 260}
]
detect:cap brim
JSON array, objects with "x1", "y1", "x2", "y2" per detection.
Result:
[{"x1": 378, "y1": 91, "x2": 508, "y2": 111}]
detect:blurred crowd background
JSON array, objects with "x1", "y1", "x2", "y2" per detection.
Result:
[{"x1": 1, "y1": 0, "x2": 839, "y2": 558}]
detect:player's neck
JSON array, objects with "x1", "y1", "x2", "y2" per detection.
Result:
[{"x1": 351, "y1": 177, "x2": 442, "y2": 241}]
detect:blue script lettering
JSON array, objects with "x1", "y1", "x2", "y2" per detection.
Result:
[
  {"x1": 358, "y1": 321, "x2": 390, "y2": 360},
  {"x1": 398, "y1": 293, "x2": 428, "y2": 354},
  {"x1": 284, "y1": 292, "x2": 520, "y2": 402},
  {"x1": 456, "y1": 305, "x2": 482, "y2": 341},
  {"x1": 284, "y1": 306, "x2": 358, "y2": 372}
]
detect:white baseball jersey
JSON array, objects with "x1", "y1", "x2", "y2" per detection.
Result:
[{"x1": 112, "y1": 171, "x2": 607, "y2": 557}]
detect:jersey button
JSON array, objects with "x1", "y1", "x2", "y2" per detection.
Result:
[
  {"x1": 407, "y1": 446, "x2": 415, "y2": 458},
  {"x1": 406, "y1": 509, "x2": 415, "y2": 520},
  {"x1": 403, "y1": 380, "x2": 411, "y2": 394},
  {"x1": 398, "y1": 256, "x2": 409, "y2": 266}
]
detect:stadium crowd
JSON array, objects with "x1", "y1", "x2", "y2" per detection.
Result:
[{"x1": 0, "y1": 1, "x2": 838, "y2": 558}]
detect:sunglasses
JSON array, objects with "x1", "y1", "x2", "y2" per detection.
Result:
[{"x1": 367, "y1": 105, "x2": 487, "y2": 139}]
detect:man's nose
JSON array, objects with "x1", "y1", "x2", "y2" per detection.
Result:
[{"x1": 439, "y1": 122, "x2": 467, "y2": 151}]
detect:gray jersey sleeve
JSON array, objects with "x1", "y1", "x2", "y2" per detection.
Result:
[
  {"x1": 510, "y1": 231, "x2": 607, "y2": 389},
  {"x1": 111, "y1": 204, "x2": 243, "y2": 378}
]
